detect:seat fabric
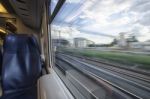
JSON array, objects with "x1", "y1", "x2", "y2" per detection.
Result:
[
  {"x1": 1, "y1": 87, "x2": 37, "y2": 99},
  {"x1": 1, "y1": 34, "x2": 41, "y2": 99},
  {"x1": 0, "y1": 49, "x2": 2, "y2": 75}
]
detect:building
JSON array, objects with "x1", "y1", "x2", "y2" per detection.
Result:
[
  {"x1": 116, "y1": 32, "x2": 140, "y2": 49},
  {"x1": 117, "y1": 32, "x2": 128, "y2": 48},
  {"x1": 52, "y1": 38, "x2": 70, "y2": 47},
  {"x1": 130, "y1": 41, "x2": 150, "y2": 51},
  {"x1": 74, "y1": 37, "x2": 94, "y2": 48}
]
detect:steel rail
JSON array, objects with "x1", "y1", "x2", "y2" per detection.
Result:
[
  {"x1": 56, "y1": 57, "x2": 142, "y2": 99},
  {"x1": 56, "y1": 53, "x2": 150, "y2": 99},
  {"x1": 59, "y1": 52, "x2": 150, "y2": 83}
]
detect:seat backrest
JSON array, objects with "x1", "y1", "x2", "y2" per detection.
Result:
[
  {"x1": 2, "y1": 34, "x2": 42, "y2": 93},
  {"x1": 0, "y1": 48, "x2": 2, "y2": 74}
]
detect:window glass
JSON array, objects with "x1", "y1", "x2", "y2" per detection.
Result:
[
  {"x1": 51, "y1": 0, "x2": 59, "y2": 14},
  {"x1": 51, "y1": 0, "x2": 150, "y2": 99}
]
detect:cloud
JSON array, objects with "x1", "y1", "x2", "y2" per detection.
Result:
[
  {"x1": 131, "y1": 2, "x2": 150, "y2": 13},
  {"x1": 138, "y1": 11, "x2": 150, "y2": 26},
  {"x1": 113, "y1": 0, "x2": 130, "y2": 4},
  {"x1": 130, "y1": 0, "x2": 150, "y2": 13},
  {"x1": 129, "y1": 0, "x2": 150, "y2": 26},
  {"x1": 66, "y1": 0, "x2": 84, "y2": 3},
  {"x1": 52, "y1": 0, "x2": 150, "y2": 43}
]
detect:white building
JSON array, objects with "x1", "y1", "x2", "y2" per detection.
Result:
[{"x1": 74, "y1": 37, "x2": 94, "y2": 48}]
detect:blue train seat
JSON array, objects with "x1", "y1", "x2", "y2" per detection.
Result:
[
  {"x1": 1, "y1": 34, "x2": 42, "y2": 99},
  {"x1": 0, "y1": 49, "x2": 2, "y2": 75}
]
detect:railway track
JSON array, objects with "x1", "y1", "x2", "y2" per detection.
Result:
[
  {"x1": 58, "y1": 53, "x2": 150, "y2": 87},
  {"x1": 56, "y1": 53, "x2": 150, "y2": 99},
  {"x1": 59, "y1": 52, "x2": 150, "y2": 84}
]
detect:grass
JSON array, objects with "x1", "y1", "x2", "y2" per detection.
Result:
[{"x1": 61, "y1": 48, "x2": 150, "y2": 70}]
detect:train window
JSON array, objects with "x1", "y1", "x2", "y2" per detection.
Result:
[
  {"x1": 51, "y1": 0, "x2": 150, "y2": 99},
  {"x1": 51, "y1": 0, "x2": 59, "y2": 14}
]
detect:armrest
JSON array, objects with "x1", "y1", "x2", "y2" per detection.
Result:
[{"x1": 37, "y1": 69, "x2": 74, "y2": 99}]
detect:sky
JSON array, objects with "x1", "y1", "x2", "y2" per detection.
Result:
[{"x1": 52, "y1": 0, "x2": 150, "y2": 44}]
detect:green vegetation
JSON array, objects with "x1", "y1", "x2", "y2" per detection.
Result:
[{"x1": 61, "y1": 49, "x2": 150, "y2": 70}]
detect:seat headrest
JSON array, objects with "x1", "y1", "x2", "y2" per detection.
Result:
[{"x1": 3, "y1": 34, "x2": 40, "y2": 53}]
